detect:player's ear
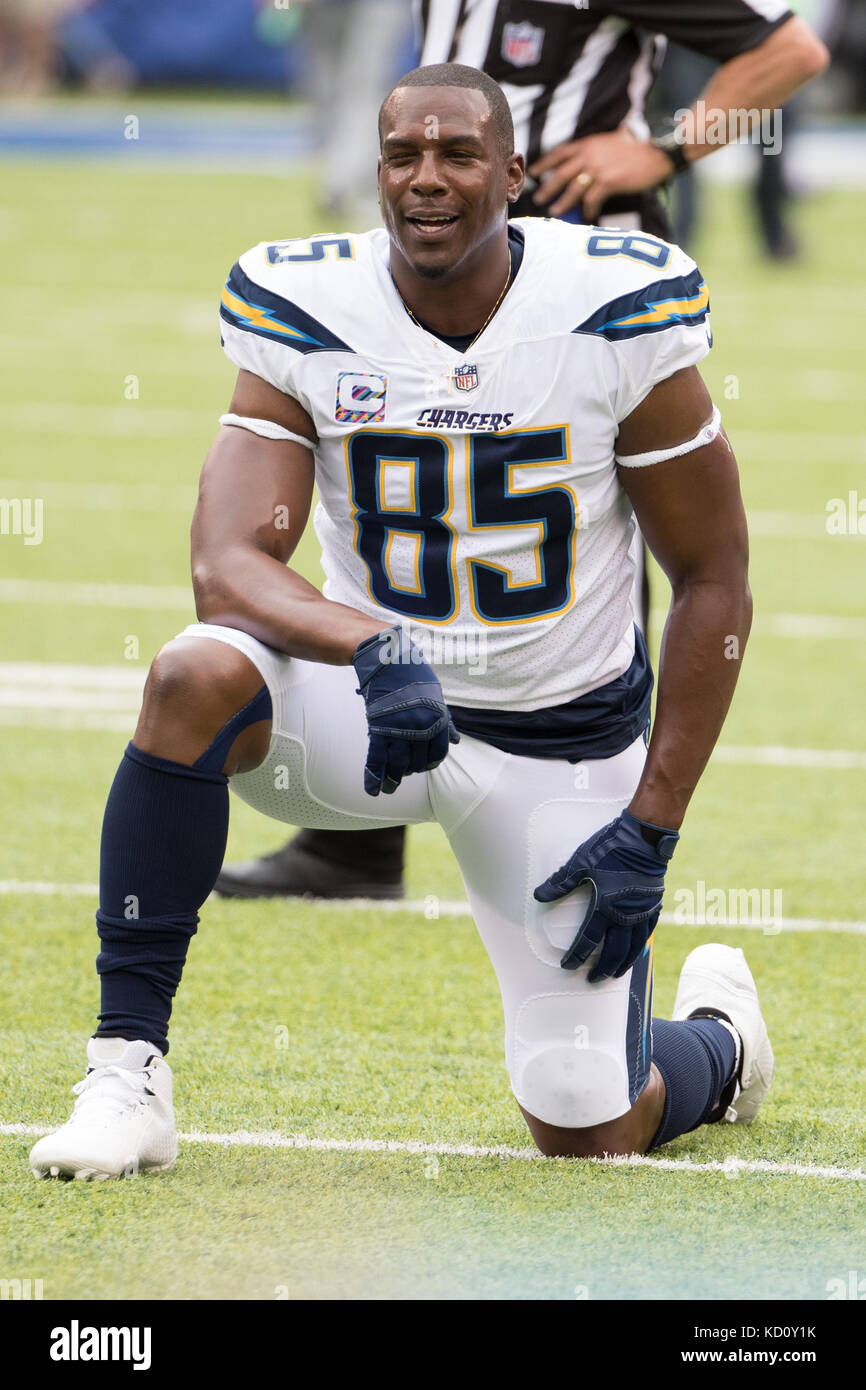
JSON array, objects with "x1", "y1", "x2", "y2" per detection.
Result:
[{"x1": 506, "y1": 152, "x2": 525, "y2": 204}]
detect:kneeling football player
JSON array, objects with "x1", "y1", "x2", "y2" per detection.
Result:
[{"x1": 31, "y1": 65, "x2": 772, "y2": 1180}]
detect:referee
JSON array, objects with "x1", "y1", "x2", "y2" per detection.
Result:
[
  {"x1": 215, "y1": 0, "x2": 828, "y2": 902},
  {"x1": 419, "y1": 0, "x2": 828, "y2": 234}
]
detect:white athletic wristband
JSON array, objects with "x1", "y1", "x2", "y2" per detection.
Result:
[
  {"x1": 219, "y1": 413, "x2": 316, "y2": 450},
  {"x1": 615, "y1": 404, "x2": 722, "y2": 468}
]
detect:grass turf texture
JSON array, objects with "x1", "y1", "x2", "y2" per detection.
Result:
[{"x1": 1, "y1": 145, "x2": 864, "y2": 1300}]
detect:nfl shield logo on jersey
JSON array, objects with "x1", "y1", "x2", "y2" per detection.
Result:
[
  {"x1": 452, "y1": 363, "x2": 479, "y2": 392},
  {"x1": 501, "y1": 21, "x2": 544, "y2": 68}
]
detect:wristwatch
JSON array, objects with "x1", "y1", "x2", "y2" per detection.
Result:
[{"x1": 650, "y1": 117, "x2": 691, "y2": 177}]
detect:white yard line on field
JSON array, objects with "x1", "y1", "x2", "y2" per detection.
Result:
[
  {"x1": 755, "y1": 614, "x2": 866, "y2": 639},
  {"x1": 0, "y1": 479, "x2": 195, "y2": 512},
  {"x1": 0, "y1": 580, "x2": 193, "y2": 610},
  {"x1": 5, "y1": 582, "x2": 865, "y2": 641},
  {"x1": 1, "y1": 880, "x2": 864, "y2": 935},
  {"x1": 0, "y1": 709, "x2": 139, "y2": 731},
  {"x1": 648, "y1": 610, "x2": 866, "y2": 641},
  {"x1": 0, "y1": 663, "x2": 146, "y2": 687},
  {"x1": 0, "y1": 1121, "x2": 862, "y2": 1181},
  {"x1": 0, "y1": 881, "x2": 100, "y2": 896},
  {"x1": 747, "y1": 510, "x2": 865, "y2": 541},
  {"x1": 1, "y1": 480, "x2": 861, "y2": 541},
  {"x1": 731, "y1": 430, "x2": 866, "y2": 460},
  {"x1": 3, "y1": 696, "x2": 865, "y2": 770},
  {"x1": 6, "y1": 403, "x2": 213, "y2": 437},
  {"x1": 2, "y1": 666, "x2": 866, "y2": 770},
  {"x1": 4, "y1": 407, "x2": 865, "y2": 450},
  {"x1": 711, "y1": 745, "x2": 866, "y2": 769}
]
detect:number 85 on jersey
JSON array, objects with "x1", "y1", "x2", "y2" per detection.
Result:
[{"x1": 345, "y1": 425, "x2": 577, "y2": 627}]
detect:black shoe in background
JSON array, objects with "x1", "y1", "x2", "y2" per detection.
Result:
[{"x1": 214, "y1": 825, "x2": 406, "y2": 900}]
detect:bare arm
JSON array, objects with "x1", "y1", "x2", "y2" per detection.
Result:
[
  {"x1": 615, "y1": 366, "x2": 752, "y2": 830},
  {"x1": 529, "y1": 15, "x2": 829, "y2": 218},
  {"x1": 191, "y1": 369, "x2": 383, "y2": 663},
  {"x1": 681, "y1": 15, "x2": 829, "y2": 155}
]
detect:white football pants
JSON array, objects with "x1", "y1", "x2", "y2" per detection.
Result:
[{"x1": 180, "y1": 622, "x2": 654, "y2": 1129}]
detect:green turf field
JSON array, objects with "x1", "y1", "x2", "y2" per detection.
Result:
[{"x1": 1, "y1": 146, "x2": 864, "y2": 1301}]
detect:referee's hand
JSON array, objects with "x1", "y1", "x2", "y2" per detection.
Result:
[{"x1": 528, "y1": 130, "x2": 676, "y2": 219}]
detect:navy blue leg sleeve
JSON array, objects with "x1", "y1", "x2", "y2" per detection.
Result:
[
  {"x1": 648, "y1": 1017, "x2": 737, "y2": 1150},
  {"x1": 95, "y1": 743, "x2": 230, "y2": 1055}
]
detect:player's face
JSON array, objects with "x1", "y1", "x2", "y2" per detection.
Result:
[{"x1": 378, "y1": 87, "x2": 522, "y2": 280}]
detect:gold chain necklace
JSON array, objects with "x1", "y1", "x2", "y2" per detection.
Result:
[{"x1": 395, "y1": 249, "x2": 512, "y2": 352}]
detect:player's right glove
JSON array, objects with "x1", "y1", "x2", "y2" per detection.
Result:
[
  {"x1": 533, "y1": 809, "x2": 679, "y2": 982},
  {"x1": 353, "y1": 626, "x2": 459, "y2": 797}
]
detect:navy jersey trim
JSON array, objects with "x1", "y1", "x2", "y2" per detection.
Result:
[
  {"x1": 573, "y1": 266, "x2": 709, "y2": 341},
  {"x1": 411, "y1": 225, "x2": 526, "y2": 352},
  {"x1": 448, "y1": 625, "x2": 653, "y2": 762},
  {"x1": 625, "y1": 937, "x2": 654, "y2": 1105},
  {"x1": 220, "y1": 261, "x2": 355, "y2": 355}
]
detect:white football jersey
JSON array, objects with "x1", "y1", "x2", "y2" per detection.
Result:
[{"x1": 219, "y1": 217, "x2": 711, "y2": 711}]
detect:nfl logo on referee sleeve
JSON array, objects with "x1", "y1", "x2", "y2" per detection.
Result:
[
  {"x1": 452, "y1": 363, "x2": 479, "y2": 392},
  {"x1": 501, "y1": 21, "x2": 544, "y2": 68}
]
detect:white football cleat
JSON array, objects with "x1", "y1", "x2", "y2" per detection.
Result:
[
  {"x1": 672, "y1": 944, "x2": 774, "y2": 1124},
  {"x1": 30, "y1": 1037, "x2": 177, "y2": 1180}
]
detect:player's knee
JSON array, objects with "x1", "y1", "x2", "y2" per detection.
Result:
[
  {"x1": 526, "y1": 1114, "x2": 623, "y2": 1160},
  {"x1": 515, "y1": 1042, "x2": 629, "y2": 1136},
  {"x1": 139, "y1": 637, "x2": 269, "y2": 767},
  {"x1": 145, "y1": 638, "x2": 255, "y2": 716}
]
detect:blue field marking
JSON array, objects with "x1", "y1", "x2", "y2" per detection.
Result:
[{"x1": 0, "y1": 104, "x2": 316, "y2": 163}]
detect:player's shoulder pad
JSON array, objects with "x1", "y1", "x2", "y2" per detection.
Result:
[
  {"x1": 572, "y1": 224, "x2": 708, "y2": 342},
  {"x1": 220, "y1": 231, "x2": 378, "y2": 357},
  {"x1": 519, "y1": 218, "x2": 708, "y2": 343}
]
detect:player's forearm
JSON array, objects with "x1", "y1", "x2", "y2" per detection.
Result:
[
  {"x1": 678, "y1": 18, "x2": 829, "y2": 163},
  {"x1": 192, "y1": 545, "x2": 384, "y2": 665},
  {"x1": 627, "y1": 575, "x2": 752, "y2": 831}
]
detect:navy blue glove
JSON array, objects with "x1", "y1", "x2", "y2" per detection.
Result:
[
  {"x1": 533, "y1": 809, "x2": 679, "y2": 982},
  {"x1": 353, "y1": 626, "x2": 459, "y2": 796}
]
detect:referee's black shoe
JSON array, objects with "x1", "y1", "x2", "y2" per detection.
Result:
[{"x1": 214, "y1": 826, "x2": 406, "y2": 900}]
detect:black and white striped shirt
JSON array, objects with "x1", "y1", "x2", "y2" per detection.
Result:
[{"x1": 417, "y1": 0, "x2": 793, "y2": 168}]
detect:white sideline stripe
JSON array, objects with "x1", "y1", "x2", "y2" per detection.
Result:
[
  {"x1": 0, "y1": 663, "x2": 146, "y2": 688},
  {"x1": 0, "y1": 710, "x2": 138, "y2": 731},
  {"x1": 0, "y1": 479, "x2": 194, "y2": 513},
  {"x1": 748, "y1": 510, "x2": 866, "y2": 542},
  {"x1": 3, "y1": 410, "x2": 865, "y2": 448},
  {"x1": 758, "y1": 614, "x2": 866, "y2": 640},
  {"x1": 657, "y1": 912, "x2": 866, "y2": 935},
  {"x1": 712, "y1": 745, "x2": 866, "y2": 769},
  {"x1": 1, "y1": 1122, "x2": 862, "y2": 1181},
  {"x1": 1, "y1": 881, "x2": 864, "y2": 935},
  {"x1": 3, "y1": 667, "x2": 866, "y2": 771},
  {"x1": 0, "y1": 579, "x2": 193, "y2": 610},
  {"x1": 732, "y1": 430, "x2": 866, "y2": 459},
  {"x1": 0, "y1": 881, "x2": 100, "y2": 896},
  {"x1": 0, "y1": 480, "x2": 860, "y2": 541},
  {"x1": 5, "y1": 581, "x2": 865, "y2": 640},
  {"x1": 0, "y1": 689, "x2": 141, "y2": 711},
  {"x1": 3, "y1": 701, "x2": 865, "y2": 771},
  {"x1": 6, "y1": 404, "x2": 211, "y2": 438},
  {"x1": 649, "y1": 609, "x2": 866, "y2": 641}
]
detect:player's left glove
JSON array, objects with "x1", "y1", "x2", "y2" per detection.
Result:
[
  {"x1": 353, "y1": 626, "x2": 459, "y2": 797},
  {"x1": 533, "y1": 809, "x2": 679, "y2": 982}
]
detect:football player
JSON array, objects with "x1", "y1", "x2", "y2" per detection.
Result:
[
  {"x1": 31, "y1": 65, "x2": 772, "y2": 1179},
  {"x1": 217, "y1": 0, "x2": 828, "y2": 901}
]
